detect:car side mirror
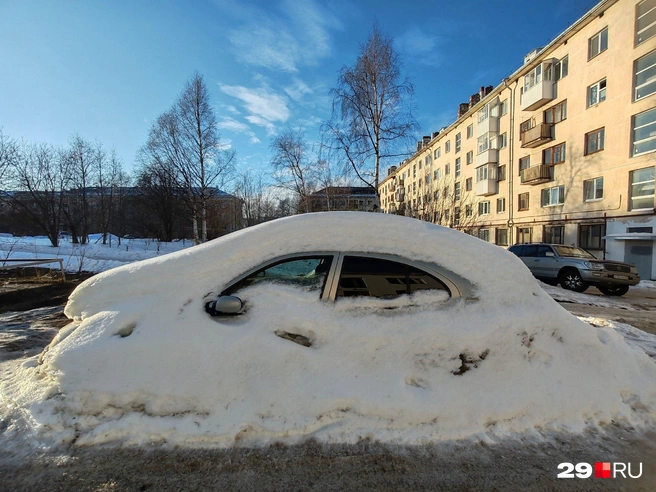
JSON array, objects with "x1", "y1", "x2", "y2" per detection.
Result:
[{"x1": 205, "y1": 295, "x2": 243, "y2": 316}]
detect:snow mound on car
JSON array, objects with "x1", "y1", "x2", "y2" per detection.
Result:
[{"x1": 3, "y1": 212, "x2": 656, "y2": 447}]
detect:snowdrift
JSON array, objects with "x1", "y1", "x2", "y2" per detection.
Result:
[{"x1": 3, "y1": 212, "x2": 656, "y2": 447}]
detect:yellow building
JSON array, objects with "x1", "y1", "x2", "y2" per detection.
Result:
[{"x1": 379, "y1": 0, "x2": 656, "y2": 280}]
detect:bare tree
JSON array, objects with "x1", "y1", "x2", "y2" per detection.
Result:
[
  {"x1": 135, "y1": 149, "x2": 182, "y2": 242},
  {"x1": 270, "y1": 128, "x2": 315, "y2": 213},
  {"x1": 3, "y1": 142, "x2": 70, "y2": 247},
  {"x1": 95, "y1": 148, "x2": 126, "y2": 244},
  {"x1": 144, "y1": 73, "x2": 235, "y2": 243},
  {"x1": 64, "y1": 135, "x2": 101, "y2": 244},
  {"x1": 233, "y1": 169, "x2": 278, "y2": 227},
  {"x1": 0, "y1": 129, "x2": 17, "y2": 186},
  {"x1": 325, "y1": 25, "x2": 418, "y2": 202}
]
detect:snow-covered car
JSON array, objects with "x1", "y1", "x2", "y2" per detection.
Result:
[{"x1": 13, "y1": 212, "x2": 656, "y2": 446}]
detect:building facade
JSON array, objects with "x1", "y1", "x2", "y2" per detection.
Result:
[
  {"x1": 310, "y1": 187, "x2": 377, "y2": 212},
  {"x1": 379, "y1": 0, "x2": 656, "y2": 280}
]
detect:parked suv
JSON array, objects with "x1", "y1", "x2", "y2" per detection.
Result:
[{"x1": 508, "y1": 243, "x2": 640, "y2": 296}]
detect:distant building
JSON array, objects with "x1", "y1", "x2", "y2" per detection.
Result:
[
  {"x1": 379, "y1": 0, "x2": 656, "y2": 280},
  {"x1": 310, "y1": 186, "x2": 377, "y2": 212}
]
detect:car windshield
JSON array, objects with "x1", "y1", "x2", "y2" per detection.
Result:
[{"x1": 553, "y1": 245, "x2": 595, "y2": 259}]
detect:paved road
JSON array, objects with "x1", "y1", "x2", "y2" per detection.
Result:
[{"x1": 558, "y1": 285, "x2": 656, "y2": 335}]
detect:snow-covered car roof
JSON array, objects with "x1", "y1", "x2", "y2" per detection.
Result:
[{"x1": 5, "y1": 212, "x2": 656, "y2": 447}]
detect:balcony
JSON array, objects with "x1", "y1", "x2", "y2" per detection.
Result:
[
  {"x1": 520, "y1": 123, "x2": 553, "y2": 148},
  {"x1": 476, "y1": 148, "x2": 497, "y2": 167},
  {"x1": 475, "y1": 178, "x2": 498, "y2": 196},
  {"x1": 520, "y1": 164, "x2": 553, "y2": 185},
  {"x1": 477, "y1": 115, "x2": 499, "y2": 135},
  {"x1": 521, "y1": 78, "x2": 554, "y2": 111}
]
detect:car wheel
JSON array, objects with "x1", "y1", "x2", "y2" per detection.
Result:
[
  {"x1": 559, "y1": 269, "x2": 589, "y2": 293},
  {"x1": 597, "y1": 285, "x2": 629, "y2": 296}
]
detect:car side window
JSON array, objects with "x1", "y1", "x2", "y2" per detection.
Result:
[
  {"x1": 523, "y1": 245, "x2": 538, "y2": 257},
  {"x1": 336, "y1": 256, "x2": 450, "y2": 299},
  {"x1": 537, "y1": 246, "x2": 552, "y2": 257},
  {"x1": 224, "y1": 256, "x2": 333, "y2": 294}
]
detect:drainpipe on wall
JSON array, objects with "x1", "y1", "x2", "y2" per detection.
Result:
[{"x1": 506, "y1": 78, "x2": 518, "y2": 245}]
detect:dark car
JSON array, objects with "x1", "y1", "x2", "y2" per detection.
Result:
[{"x1": 508, "y1": 243, "x2": 640, "y2": 296}]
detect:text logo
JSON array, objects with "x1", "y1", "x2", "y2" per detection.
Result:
[{"x1": 558, "y1": 462, "x2": 642, "y2": 479}]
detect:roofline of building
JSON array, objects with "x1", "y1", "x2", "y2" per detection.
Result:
[{"x1": 381, "y1": 0, "x2": 618, "y2": 186}]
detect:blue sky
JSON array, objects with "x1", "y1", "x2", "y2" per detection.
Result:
[{"x1": 0, "y1": 0, "x2": 598, "y2": 180}]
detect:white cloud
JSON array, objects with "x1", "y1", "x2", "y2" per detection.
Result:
[
  {"x1": 217, "y1": 116, "x2": 262, "y2": 143},
  {"x1": 222, "y1": 0, "x2": 341, "y2": 72},
  {"x1": 284, "y1": 78, "x2": 312, "y2": 101},
  {"x1": 220, "y1": 85, "x2": 290, "y2": 136},
  {"x1": 396, "y1": 27, "x2": 442, "y2": 68}
]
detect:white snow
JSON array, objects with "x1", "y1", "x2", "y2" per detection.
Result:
[
  {"x1": 0, "y1": 234, "x2": 190, "y2": 273},
  {"x1": 1, "y1": 212, "x2": 656, "y2": 448}
]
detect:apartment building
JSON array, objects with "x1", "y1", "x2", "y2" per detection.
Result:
[{"x1": 379, "y1": 0, "x2": 656, "y2": 280}]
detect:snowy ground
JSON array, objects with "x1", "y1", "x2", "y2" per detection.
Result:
[{"x1": 0, "y1": 233, "x2": 191, "y2": 273}]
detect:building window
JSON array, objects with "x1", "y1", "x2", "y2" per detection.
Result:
[
  {"x1": 500, "y1": 99, "x2": 508, "y2": 116},
  {"x1": 465, "y1": 177, "x2": 472, "y2": 191},
  {"x1": 454, "y1": 182, "x2": 461, "y2": 201},
  {"x1": 498, "y1": 165, "x2": 506, "y2": 181},
  {"x1": 454, "y1": 207, "x2": 460, "y2": 226},
  {"x1": 477, "y1": 133, "x2": 492, "y2": 154},
  {"x1": 435, "y1": 147, "x2": 441, "y2": 159},
  {"x1": 541, "y1": 185, "x2": 565, "y2": 207},
  {"x1": 478, "y1": 229, "x2": 490, "y2": 242},
  {"x1": 434, "y1": 189, "x2": 441, "y2": 201},
  {"x1": 518, "y1": 192, "x2": 530, "y2": 211},
  {"x1": 498, "y1": 132, "x2": 507, "y2": 149},
  {"x1": 434, "y1": 168, "x2": 441, "y2": 180},
  {"x1": 517, "y1": 227, "x2": 532, "y2": 244},
  {"x1": 587, "y1": 79, "x2": 606, "y2": 107},
  {"x1": 543, "y1": 225, "x2": 565, "y2": 245},
  {"x1": 476, "y1": 165, "x2": 492, "y2": 182},
  {"x1": 445, "y1": 163, "x2": 450, "y2": 175},
  {"x1": 466, "y1": 151, "x2": 473, "y2": 165},
  {"x1": 479, "y1": 201, "x2": 491, "y2": 215},
  {"x1": 554, "y1": 56, "x2": 569, "y2": 80},
  {"x1": 426, "y1": 154, "x2": 433, "y2": 166},
  {"x1": 523, "y1": 65, "x2": 543, "y2": 93},
  {"x1": 467, "y1": 124, "x2": 473, "y2": 139},
  {"x1": 519, "y1": 156, "x2": 531, "y2": 174},
  {"x1": 445, "y1": 141, "x2": 451, "y2": 153},
  {"x1": 544, "y1": 100, "x2": 567, "y2": 124},
  {"x1": 495, "y1": 228, "x2": 509, "y2": 246},
  {"x1": 418, "y1": 160, "x2": 423, "y2": 170},
  {"x1": 455, "y1": 158, "x2": 461, "y2": 177},
  {"x1": 580, "y1": 224, "x2": 606, "y2": 250},
  {"x1": 497, "y1": 197, "x2": 506, "y2": 213},
  {"x1": 636, "y1": 0, "x2": 656, "y2": 46},
  {"x1": 425, "y1": 174, "x2": 431, "y2": 185},
  {"x1": 584, "y1": 128, "x2": 605, "y2": 155},
  {"x1": 465, "y1": 204, "x2": 473, "y2": 217},
  {"x1": 632, "y1": 107, "x2": 656, "y2": 156},
  {"x1": 445, "y1": 209, "x2": 450, "y2": 221},
  {"x1": 588, "y1": 27, "x2": 608, "y2": 60},
  {"x1": 478, "y1": 104, "x2": 489, "y2": 122},
  {"x1": 583, "y1": 177, "x2": 604, "y2": 201},
  {"x1": 455, "y1": 133, "x2": 461, "y2": 153},
  {"x1": 634, "y1": 50, "x2": 656, "y2": 101},
  {"x1": 543, "y1": 143, "x2": 566, "y2": 165},
  {"x1": 629, "y1": 166, "x2": 655, "y2": 210}
]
